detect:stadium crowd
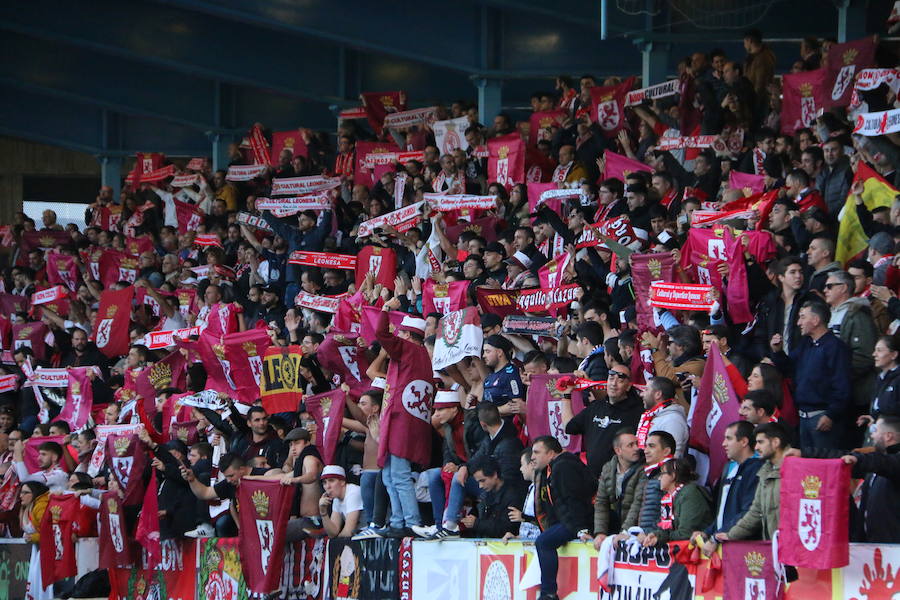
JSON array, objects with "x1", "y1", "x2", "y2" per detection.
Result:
[{"x1": 5, "y1": 27, "x2": 900, "y2": 600}]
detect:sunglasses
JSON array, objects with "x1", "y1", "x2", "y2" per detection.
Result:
[
  {"x1": 608, "y1": 371, "x2": 631, "y2": 380},
  {"x1": 824, "y1": 282, "x2": 846, "y2": 290}
]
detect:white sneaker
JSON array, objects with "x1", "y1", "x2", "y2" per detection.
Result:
[
  {"x1": 184, "y1": 523, "x2": 215, "y2": 538},
  {"x1": 411, "y1": 524, "x2": 438, "y2": 538},
  {"x1": 352, "y1": 526, "x2": 382, "y2": 540}
]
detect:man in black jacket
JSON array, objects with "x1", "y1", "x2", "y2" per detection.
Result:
[
  {"x1": 843, "y1": 415, "x2": 900, "y2": 543},
  {"x1": 461, "y1": 456, "x2": 524, "y2": 538},
  {"x1": 532, "y1": 436, "x2": 593, "y2": 600}
]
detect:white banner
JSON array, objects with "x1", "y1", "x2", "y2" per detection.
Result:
[
  {"x1": 294, "y1": 291, "x2": 340, "y2": 314},
  {"x1": 88, "y1": 424, "x2": 139, "y2": 476},
  {"x1": 625, "y1": 79, "x2": 680, "y2": 107},
  {"x1": 145, "y1": 327, "x2": 200, "y2": 350},
  {"x1": 853, "y1": 107, "x2": 900, "y2": 136},
  {"x1": 433, "y1": 116, "x2": 471, "y2": 156},
  {"x1": 171, "y1": 174, "x2": 200, "y2": 188},
  {"x1": 424, "y1": 193, "x2": 498, "y2": 211},
  {"x1": 270, "y1": 176, "x2": 340, "y2": 196},
  {"x1": 383, "y1": 106, "x2": 438, "y2": 129},
  {"x1": 225, "y1": 164, "x2": 267, "y2": 181},
  {"x1": 357, "y1": 201, "x2": 425, "y2": 237},
  {"x1": 256, "y1": 192, "x2": 332, "y2": 217}
]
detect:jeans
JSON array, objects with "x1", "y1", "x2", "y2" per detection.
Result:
[
  {"x1": 442, "y1": 474, "x2": 482, "y2": 526},
  {"x1": 535, "y1": 523, "x2": 576, "y2": 594},
  {"x1": 215, "y1": 513, "x2": 238, "y2": 537},
  {"x1": 382, "y1": 455, "x2": 421, "y2": 528},
  {"x1": 799, "y1": 415, "x2": 843, "y2": 450},
  {"x1": 425, "y1": 468, "x2": 449, "y2": 526},
  {"x1": 360, "y1": 469, "x2": 388, "y2": 527}
]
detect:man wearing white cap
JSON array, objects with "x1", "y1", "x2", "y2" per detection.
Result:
[
  {"x1": 503, "y1": 251, "x2": 538, "y2": 289},
  {"x1": 319, "y1": 465, "x2": 363, "y2": 538},
  {"x1": 373, "y1": 296, "x2": 435, "y2": 537}
]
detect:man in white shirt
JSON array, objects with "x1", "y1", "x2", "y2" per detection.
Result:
[
  {"x1": 319, "y1": 465, "x2": 363, "y2": 538},
  {"x1": 13, "y1": 439, "x2": 68, "y2": 492}
]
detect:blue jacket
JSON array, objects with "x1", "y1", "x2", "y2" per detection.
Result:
[
  {"x1": 772, "y1": 331, "x2": 852, "y2": 419},
  {"x1": 261, "y1": 210, "x2": 331, "y2": 283},
  {"x1": 705, "y1": 456, "x2": 763, "y2": 534}
]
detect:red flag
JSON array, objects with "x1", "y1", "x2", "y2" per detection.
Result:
[
  {"x1": 270, "y1": 129, "x2": 309, "y2": 165},
  {"x1": 196, "y1": 326, "x2": 271, "y2": 405},
  {"x1": 169, "y1": 420, "x2": 199, "y2": 445},
  {"x1": 422, "y1": 279, "x2": 468, "y2": 315},
  {"x1": 317, "y1": 333, "x2": 372, "y2": 399},
  {"x1": 603, "y1": 150, "x2": 652, "y2": 181},
  {"x1": 689, "y1": 345, "x2": 742, "y2": 486},
  {"x1": 88, "y1": 205, "x2": 123, "y2": 231},
  {"x1": 525, "y1": 145, "x2": 556, "y2": 183},
  {"x1": 134, "y1": 350, "x2": 187, "y2": 416},
  {"x1": 98, "y1": 250, "x2": 139, "y2": 287},
  {"x1": 354, "y1": 141, "x2": 401, "y2": 187},
  {"x1": 45, "y1": 251, "x2": 80, "y2": 292},
  {"x1": 12, "y1": 321, "x2": 49, "y2": 360},
  {"x1": 630, "y1": 252, "x2": 676, "y2": 333},
  {"x1": 590, "y1": 77, "x2": 635, "y2": 137},
  {"x1": 538, "y1": 253, "x2": 572, "y2": 289},
  {"x1": 488, "y1": 133, "x2": 526, "y2": 191},
  {"x1": 825, "y1": 37, "x2": 877, "y2": 109},
  {"x1": 259, "y1": 345, "x2": 304, "y2": 414},
  {"x1": 304, "y1": 388, "x2": 346, "y2": 464},
  {"x1": 94, "y1": 286, "x2": 133, "y2": 358},
  {"x1": 361, "y1": 91, "x2": 407, "y2": 134},
  {"x1": 359, "y1": 305, "x2": 406, "y2": 344},
  {"x1": 0, "y1": 292, "x2": 28, "y2": 317},
  {"x1": 725, "y1": 231, "x2": 754, "y2": 324},
  {"x1": 105, "y1": 433, "x2": 148, "y2": 505},
  {"x1": 124, "y1": 235, "x2": 154, "y2": 257},
  {"x1": 237, "y1": 479, "x2": 294, "y2": 594},
  {"x1": 135, "y1": 470, "x2": 161, "y2": 567},
  {"x1": 728, "y1": 171, "x2": 766, "y2": 194},
  {"x1": 39, "y1": 493, "x2": 79, "y2": 584},
  {"x1": 19, "y1": 230, "x2": 73, "y2": 263},
  {"x1": 781, "y1": 68, "x2": 828, "y2": 134},
  {"x1": 528, "y1": 110, "x2": 567, "y2": 146},
  {"x1": 333, "y1": 290, "x2": 365, "y2": 334},
  {"x1": 59, "y1": 367, "x2": 93, "y2": 431},
  {"x1": 173, "y1": 199, "x2": 204, "y2": 235},
  {"x1": 722, "y1": 541, "x2": 783, "y2": 600},
  {"x1": 443, "y1": 216, "x2": 502, "y2": 244},
  {"x1": 354, "y1": 245, "x2": 397, "y2": 290},
  {"x1": 99, "y1": 490, "x2": 133, "y2": 568},
  {"x1": 23, "y1": 435, "x2": 66, "y2": 473},
  {"x1": 248, "y1": 124, "x2": 270, "y2": 166},
  {"x1": 778, "y1": 457, "x2": 850, "y2": 569},
  {"x1": 525, "y1": 373, "x2": 585, "y2": 452}
]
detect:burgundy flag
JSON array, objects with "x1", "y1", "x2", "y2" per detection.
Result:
[
  {"x1": 270, "y1": 129, "x2": 309, "y2": 165},
  {"x1": 778, "y1": 457, "x2": 850, "y2": 569},
  {"x1": 45, "y1": 251, "x2": 80, "y2": 292},
  {"x1": 590, "y1": 77, "x2": 635, "y2": 137},
  {"x1": 94, "y1": 286, "x2": 133, "y2": 359},
  {"x1": 304, "y1": 388, "x2": 346, "y2": 464},
  {"x1": 134, "y1": 350, "x2": 188, "y2": 416},
  {"x1": 237, "y1": 479, "x2": 294, "y2": 594},
  {"x1": 173, "y1": 199, "x2": 204, "y2": 235},
  {"x1": 99, "y1": 490, "x2": 133, "y2": 568},
  {"x1": 826, "y1": 37, "x2": 877, "y2": 108},
  {"x1": 135, "y1": 470, "x2": 161, "y2": 567},
  {"x1": 354, "y1": 141, "x2": 401, "y2": 187},
  {"x1": 317, "y1": 333, "x2": 372, "y2": 399},
  {"x1": 105, "y1": 433, "x2": 148, "y2": 506},
  {"x1": 359, "y1": 305, "x2": 406, "y2": 344},
  {"x1": 12, "y1": 321, "x2": 49, "y2": 360},
  {"x1": 603, "y1": 150, "x2": 652, "y2": 181},
  {"x1": 333, "y1": 290, "x2": 365, "y2": 334},
  {"x1": 19, "y1": 230, "x2": 72, "y2": 263},
  {"x1": 40, "y1": 493, "x2": 79, "y2": 584},
  {"x1": 488, "y1": 133, "x2": 525, "y2": 191},
  {"x1": 538, "y1": 253, "x2": 572, "y2": 289},
  {"x1": 169, "y1": 420, "x2": 199, "y2": 445},
  {"x1": 124, "y1": 235, "x2": 154, "y2": 257},
  {"x1": 422, "y1": 279, "x2": 468, "y2": 315},
  {"x1": 98, "y1": 249, "x2": 139, "y2": 287},
  {"x1": 197, "y1": 326, "x2": 271, "y2": 405},
  {"x1": 689, "y1": 344, "x2": 742, "y2": 486},
  {"x1": 781, "y1": 68, "x2": 828, "y2": 134},
  {"x1": 361, "y1": 91, "x2": 407, "y2": 134},
  {"x1": 630, "y1": 252, "x2": 676, "y2": 333},
  {"x1": 443, "y1": 216, "x2": 502, "y2": 244},
  {"x1": 528, "y1": 110, "x2": 567, "y2": 146},
  {"x1": 0, "y1": 292, "x2": 28, "y2": 317},
  {"x1": 354, "y1": 245, "x2": 397, "y2": 290},
  {"x1": 725, "y1": 232, "x2": 754, "y2": 324},
  {"x1": 722, "y1": 541, "x2": 783, "y2": 600},
  {"x1": 58, "y1": 367, "x2": 93, "y2": 431},
  {"x1": 525, "y1": 373, "x2": 585, "y2": 452},
  {"x1": 729, "y1": 170, "x2": 766, "y2": 194}
]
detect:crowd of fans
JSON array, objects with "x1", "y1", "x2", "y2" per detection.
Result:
[{"x1": 6, "y1": 26, "x2": 900, "y2": 600}]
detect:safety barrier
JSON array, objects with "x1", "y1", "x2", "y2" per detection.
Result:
[{"x1": 2, "y1": 537, "x2": 898, "y2": 599}]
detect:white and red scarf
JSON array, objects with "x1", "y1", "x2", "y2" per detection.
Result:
[
  {"x1": 753, "y1": 147, "x2": 767, "y2": 175},
  {"x1": 636, "y1": 400, "x2": 672, "y2": 448},
  {"x1": 657, "y1": 483, "x2": 684, "y2": 530},
  {"x1": 552, "y1": 162, "x2": 572, "y2": 184}
]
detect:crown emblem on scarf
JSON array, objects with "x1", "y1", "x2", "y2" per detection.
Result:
[
  {"x1": 712, "y1": 372, "x2": 729, "y2": 405},
  {"x1": 434, "y1": 283, "x2": 449, "y2": 297},
  {"x1": 213, "y1": 343, "x2": 226, "y2": 360},
  {"x1": 799, "y1": 82, "x2": 814, "y2": 98},
  {"x1": 251, "y1": 489, "x2": 270, "y2": 517},
  {"x1": 320, "y1": 397, "x2": 332, "y2": 415},
  {"x1": 242, "y1": 341, "x2": 258, "y2": 357},
  {"x1": 223, "y1": 547, "x2": 241, "y2": 578},
  {"x1": 56, "y1": 258, "x2": 67, "y2": 269},
  {"x1": 744, "y1": 551, "x2": 766, "y2": 576},
  {"x1": 70, "y1": 381, "x2": 80, "y2": 395},
  {"x1": 801, "y1": 475, "x2": 822, "y2": 499},
  {"x1": 647, "y1": 258, "x2": 662, "y2": 280},
  {"x1": 120, "y1": 257, "x2": 137, "y2": 269},
  {"x1": 39, "y1": 236, "x2": 55, "y2": 247},
  {"x1": 284, "y1": 136, "x2": 295, "y2": 148},
  {"x1": 176, "y1": 427, "x2": 189, "y2": 443},
  {"x1": 106, "y1": 305, "x2": 118, "y2": 318},
  {"x1": 18, "y1": 326, "x2": 32, "y2": 338},
  {"x1": 149, "y1": 362, "x2": 173, "y2": 389},
  {"x1": 107, "y1": 498, "x2": 118, "y2": 514},
  {"x1": 50, "y1": 504, "x2": 62, "y2": 524},
  {"x1": 842, "y1": 48, "x2": 858, "y2": 65},
  {"x1": 545, "y1": 379, "x2": 565, "y2": 399},
  {"x1": 205, "y1": 548, "x2": 222, "y2": 572},
  {"x1": 114, "y1": 436, "x2": 131, "y2": 456},
  {"x1": 498, "y1": 145, "x2": 509, "y2": 159}
]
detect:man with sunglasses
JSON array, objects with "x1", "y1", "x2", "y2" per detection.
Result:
[{"x1": 560, "y1": 364, "x2": 643, "y2": 479}]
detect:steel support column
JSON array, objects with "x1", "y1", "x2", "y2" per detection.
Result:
[
  {"x1": 99, "y1": 156, "x2": 123, "y2": 200},
  {"x1": 474, "y1": 78, "x2": 503, "y2": 126}
]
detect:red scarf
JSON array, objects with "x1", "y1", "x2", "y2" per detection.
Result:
[
  {"x1": 753, "y1": 147, "x2": 766, "y2": 175},
  {"x1": 658, "y1": 483, "x2": 684, "y2": 530},
  {"x1": 552, "y1": 162, "x2": 571, "y2": 183},
  {"x1": 335, "y1": 151, "x2": 354, "y2": 176},
  {"x1": 636, "y1": 400, "x2": 672, "y2": 448}
]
